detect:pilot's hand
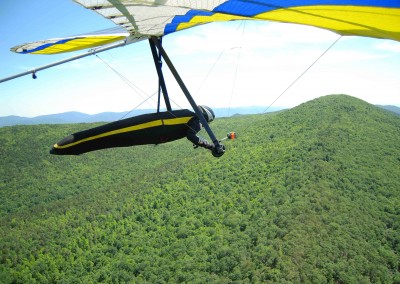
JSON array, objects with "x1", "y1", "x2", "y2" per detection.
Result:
[{"x1": 212, "y1": 144, "x2": 225, "y2": 157}]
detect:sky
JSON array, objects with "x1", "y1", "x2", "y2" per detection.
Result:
[{"x1": 1, "y1": 0, "x2": 399, "y2": 117}]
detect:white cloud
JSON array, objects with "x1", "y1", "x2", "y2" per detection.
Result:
[{"x1": 375, "y1": 41, "x2": 400, "y2": 53}]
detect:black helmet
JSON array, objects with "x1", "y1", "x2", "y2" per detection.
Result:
[{"x1": 198, "y1": 105, "x2": 215, "y2": 123}]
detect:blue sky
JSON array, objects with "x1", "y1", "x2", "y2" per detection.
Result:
[{"x1": 1, "y1": 0, "x2": 399, "y2": 117}]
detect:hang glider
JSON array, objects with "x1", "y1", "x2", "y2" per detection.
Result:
[
  {"x1": 11, "y1": 0, "x2": 400, "y2": 55},
  {"x1": 5, "y1": 0, "x2": 400, "y2": 157}
]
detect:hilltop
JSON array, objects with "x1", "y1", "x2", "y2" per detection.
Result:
[{"x1": 0, "y1": 94, "x2": 399, "y2": 283}]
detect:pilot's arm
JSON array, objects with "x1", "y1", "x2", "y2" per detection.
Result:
[{"x1": 186, "y1": 117, "x2": 214, "y2": 149}]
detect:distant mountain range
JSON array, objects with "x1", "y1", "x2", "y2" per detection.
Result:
[
  {"x1": 378, "y1": 105, "x2": 400, "y2": 116},
  {"x1": 0, "y1": 106, "x2": 284, "y2": 127},
  {"x1": 1, "y1": 105, "x2": 398, "y2": 127}
]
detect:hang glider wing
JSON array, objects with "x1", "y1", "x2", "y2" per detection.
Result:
[
  {"x1": 11, "y1": 33, "x2": 134, "y2": 55},
  {"x1": 75, "y1": 0, "x2": 399, "y2": 41},
  {"x1": 11, "y1": 0, "x2": 400, "y2": 54}
]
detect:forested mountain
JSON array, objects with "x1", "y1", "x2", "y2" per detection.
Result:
[{"x1": 1, "y1": 94, "x2": 399, "y2": 283}]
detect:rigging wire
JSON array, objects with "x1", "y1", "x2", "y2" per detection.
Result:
[
  {"x1": 96, "y1": 51, "x2": 198, "y2": 125},
  {"x1": 94, "y1": 53, "x2": 162, "y2": 120},
  {"x1": 195, "y1": 49, "x2": 225, "y2": 96},
  {"x1": 95, "y1": 50, "x2": 203, "y2": 139},
  {"x1": 231, "y1": 34, "x2": 343, "y2": 143},
  {"x1": 94, "y1": 52, "x2": 198, "y2": 133},
  {"x1": 260, "y1": 35, "x2": 343, "y2": 115},
  {"x1": 201, "y1": 34, "x2": 344, "y2": 162},
  {"x1": 228, "y1": 48, "x2": 242, "y2": 117},
  {"x1": 95, "y1": 52, "x2": 193, "y2": 120},
  {"x1": 94, "y1": 33, "x2": 343, "y2": 158},
  {"x1": 195, "y1": 20, "x2": 246, "y2": 118},
  {"x1": 121, "y1": 91, "x2": 187, "y2": 120},
  {"x1": 227, "y1": 21, "x2": 246, "y2": 117},
  {"x1": 118, "y1": 91, "x2": 158, "y2": 120},
  {"x1": 94, "y1": 53, "x2": 157, "y2": 107}
]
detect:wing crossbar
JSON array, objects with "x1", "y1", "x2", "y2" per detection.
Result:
[{"x1": 0, "y1": 41, "x2": 126, "y2": 84}]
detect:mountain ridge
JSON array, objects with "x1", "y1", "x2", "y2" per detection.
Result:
[
  {"x1": 1, "y1": 94, "x2": 399, "y2": 283},
  {"x1": 0, "y1": 106, "x2": 284, "y2": 127},
  {"x1": 1, "y1": 103, "x2": 398, "y2": 127}
]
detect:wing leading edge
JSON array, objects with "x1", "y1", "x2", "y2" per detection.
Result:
[
  {"x1": 74, "y1": 0, "x2": 400, "y2": 41},
  {"x1": 11, "y1": 34, "x2": 129, "y2": 55},
  {"x1": 11, "y1": 0, "x2": 400, "y2": 55}
]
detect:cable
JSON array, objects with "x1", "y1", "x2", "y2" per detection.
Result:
[
  {"x1": 94, "y1": 53, "x2": 157, "y2": 108},
  {"x1": 95, "y1": 51, "x2": 207, "y2": 142},
  {"x1": 195, "y1": 49, "x2": 225, "y2": 96},
  {"x1": 95, "y1": 53, "x2": 203, "y2": 138},
  {"x1": 119, "y1": 91, "x2": 158, "y2": 120},
  {"x1": 227, "y1": 34, "x2": 343, "y2": 140},
  {"x1": 95, "y1": 53, "x2": 169, "y2": 121},
  {"x1": 228, "y1": 21, "x2": 246, "y2": 117},
  {"x1": 260, "y1": 35, "x2": 343, "y2": 114},
  {"x1": 195, "y1": 21, "x2": 246, "y2": 118}
]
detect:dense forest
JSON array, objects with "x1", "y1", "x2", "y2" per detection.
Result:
[{"x1": 1, "y1": 95, "x2": 399, "y2": 283}]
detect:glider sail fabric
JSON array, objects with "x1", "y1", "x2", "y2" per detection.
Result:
[
  {"x1": 73, "y1": 0, "x2": 399, "y2": 41},
  {"x1": 11, "y1": 33, "x2": 129, "y2": 55},
  {"x1": 50, "y1": 110, "x2": 194, "y2": 155},
  {"x1": 11, "y1": 0, "x2": 400, "y2": 54}
]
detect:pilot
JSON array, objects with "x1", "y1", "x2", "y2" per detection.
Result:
[
  {"x1": 186, "y1": 105, "x2": 215, "y2": 150},
  {"x1": 50, "y1": 105, "x2": 216, "y2": 155}
]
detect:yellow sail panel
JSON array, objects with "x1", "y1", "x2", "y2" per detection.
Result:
[
  {"x1": 11, "y1": 34, "x2": 127, "y2": 54},
  {"x1": 170, "y1": 5, "x2": 400, "y2": 41},
  {"x1": 255, "y1": 6, "x2": 400, "y2": 41}
]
